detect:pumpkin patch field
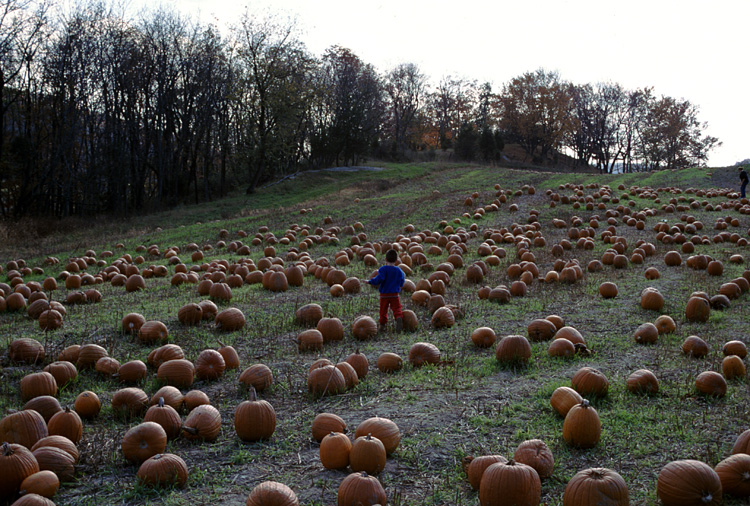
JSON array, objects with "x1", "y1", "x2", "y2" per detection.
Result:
[{"x1": 1, "y1": 163, "x2": 750, "y2": 505}]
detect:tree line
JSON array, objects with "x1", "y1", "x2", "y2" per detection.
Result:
[{"x1": 0, "y1": 0, "x2": 720, "y2": 217}]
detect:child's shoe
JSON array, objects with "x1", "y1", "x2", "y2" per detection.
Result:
[
  {"x1": 378, "y1": 323, "x2": 386, "y2": 333},
  {"x1": 395, "y1": 317, "x2": 403, "y2": 333}
]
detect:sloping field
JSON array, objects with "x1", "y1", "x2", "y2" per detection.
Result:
[{"x1": 1, "y1": 162, "x2": 749, "y2": 505}]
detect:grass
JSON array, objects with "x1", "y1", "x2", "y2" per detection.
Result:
[{"x1": 1, "y1": 162, "x2": 749, "y2": 505}]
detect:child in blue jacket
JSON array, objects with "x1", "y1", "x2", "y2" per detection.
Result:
[{"x1": 368, "y1": 249, "x2": 405, "y2": 332}]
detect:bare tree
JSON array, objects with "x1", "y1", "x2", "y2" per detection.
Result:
[
  {"x1": 383, "y1": 62, "x2": 426, "y2": 155},
  {"x1": 0, "y1": 0, "x2": 47, "y2": 215}
]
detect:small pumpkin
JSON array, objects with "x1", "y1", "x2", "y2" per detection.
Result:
[
  {"x1": 121, "y1": 422, "x2": 168, "y2": 464},
  {"x1": 471, "y1": 327, "x2": 497, "y2": 348},
  {"x1": 464, "y1": 455, "x2": 507, "y2": 490},
  {"x1": 32, "y1": 445, "x2": 75, "y2": 482},
  {"x1": 376, "y1": 352, "x2": 403, "y2": 373},
  {"x1": 296, "y1": 303, "x2": 323, "y2": 326},
  {"x1": 311, "y1": 413, "x2": 347, "y2": 442},
  {"x1": 297, "y1": 329, "x2": 324, "y2": 352},
  {"x1": 19, "y1": 470, "x2": 59, "y2": 499},
  {"x1": 156, "y1": 359, "x2": 195, "y2": 389},
  {"x1": 215, "y1": 308, "x2": 245, "y2": 331},
  {"x1": 47, "y1": 407, "x2": 83, "y2": 444},
  {"x1": 654, "y1": 315, "x2": 676, "y2": 334},
  {"x1": 349, "y1": 434, "x2": 386, "y2": 475},
  {"x1": 74, "y1": 391, "x2": 101, "y2": 419},
  {"x1": 234, "y1": 387, "x2": 276, "y2": 442},
  {"x1": 408, "y1": 342, "x2": 441, "y2": 367},
  {"x1": 633, "y1": 323, "x2": 658, "y2": 345},
  {"x1": 111, "y1": 387, "x2": 149, "y2": 418},
  {"x1": 195, "y1": 349, "x2": 226, "y2": 381},
  {"x1": 479, "y1": 459, "x2": 541, "y2": 506},
  {"x1": 247, "y1": 481, "x2": 299, "y2": 506},
  {"x1": 138, "y1": 320, "x2": 169, "y2": 344},
  {"x1": 682, "y1": 335, "x2": 709, "y2": 358},
  {"x1": 571, "y1": 367, "x2": 609, "y2": 398},
  {"x1": 337, "y1": 472, "x2": 386, "y2": 506},
  {"x1": 352, "y1": 316, "x2": 378, "y2": 340},
  {"x1": 238, "y1": 364, "x2": 273, "y2": 392},
  {"x1": 562, "y1": 399, "x2": 601, "y2": 448},
  {"x1": 320, "y1": 431, "x2": 352, "y2": 470},
  {"x1": 8, "y1": 337, "x2": 45, "y2": 364},
  {"x1": 307, "y1": 365, "x2": 346, "y2": 397},
  {"x1": 42, "y1": 361, "x2": 77, "y2": 387},
  {"x1": 354, "y1": 417, "x2": 400, "y2": 455},
  {"x1": 31, "y1": 436, "x2": 78, "y2": 463},
  {"x1": 723, "y1": 340, "x2": 748, "y2": 358},
  {"x1": 513, "y1": 439, "x2": 554, "y2": 479},
  {"x1": 495, "y1": 335, "x2": 532, "y2": 365},
  {"x1": 137, "y1": 453, "x2": 189, "y2": 488},
  {"x1": 144, "y1": 398, "x2": 182, "y2": 440},
  {"x1": 563, "y1": 467, "x2": 629, "y2": 505},
  {"x1": 182, "y1": 404, "x2": 221, "y2": 441},
  {"x1": 345, "y1": 350, "x2": 369, "y2": 379},
  {"x1": 695, "y1": 371, "x2": 727, "y2": 397},
  {"x1": 183, "y1": 390, "x2": 211, "y2": 411},
  {"x1": 22, "y1": 397, "x2": 62, "y2": 424},
  {"x1": 177, "y1": 303, "x2": 203, "y2": 325},
  {"x1": 722, "y1": 355, "x2": 746, "y2": 380},
  {"x1": 626, "y1": 369, "x2": 659, "y2": 395},
  {"x1": 317, "y1": 317, "x2": 345, "y2": 342},
  {"x1": 117, "y1": 360, "x2": 148, "y2": 383},
  {"x1": 550, "y1": 386, "x2": 582, "y2": 417},
  {"x1": 685, "y1": 295, "x2": 711, "y2": 322},
  {"x1": 147, "y1": 344, "x2": 184, "y2": 368}
]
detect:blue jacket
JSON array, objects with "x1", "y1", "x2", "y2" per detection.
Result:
[{"x1": 368, "y1": 264, "x2": 405, "y2": 294}]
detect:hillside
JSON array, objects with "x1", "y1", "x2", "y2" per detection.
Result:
[{"x1": 1, "y1": 162, "x2": 748, "y2": 505}]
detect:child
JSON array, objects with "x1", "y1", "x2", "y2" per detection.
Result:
[{"x1": 368, "y1": 249, "x2": 405, "y2": 332}]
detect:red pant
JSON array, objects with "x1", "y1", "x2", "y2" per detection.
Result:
[{"x1": 379, "y1": 293, "x2": 403, "y2": 324}]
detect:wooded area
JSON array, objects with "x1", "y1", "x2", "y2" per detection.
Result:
[{"x1": 0, "y1": 0, "x2": 720, "y2": 217}]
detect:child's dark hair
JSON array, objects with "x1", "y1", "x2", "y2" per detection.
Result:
[{"x1": 385, "y1": 249, "x2": 398, "y2": 263}]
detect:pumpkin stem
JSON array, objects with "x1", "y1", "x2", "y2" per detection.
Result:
[
  {"x1": 249, "y1": 386, "x2": 257, "y2": 401},
  {"x1": 580, "y1": 399, "x2": 590, "y2": 408},
  {"x1": 158, "y1": 397, "x2": 165, "y2": 408},
  {"x1": 507, "y1": 459, "x2": 516, "y2": 465},
  {"x1": 2, "y1": 442, "x2": 13, "y2": 456},
  {"x1": 701, "y1": 493, "x2": 713, "y2": 503},
  {"x1": 182, "y1": 425, "x2": 198, "y2": 435}
]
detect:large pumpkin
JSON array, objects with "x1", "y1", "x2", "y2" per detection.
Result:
[
  {"x1": 714, "y1": 453, "x2": 750, "y2": 497},
  {"x1": 0, "y1": 442, "x2": 40, "y2": 503},
  {"x1": 657, "y1": 459, "x2": 721, "y2": 505},
  {"x1": 0, "y1": 410, "x2": 48, "y2": 449}
]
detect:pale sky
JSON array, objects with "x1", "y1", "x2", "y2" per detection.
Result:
[{"x1": 124, "y1": 0, "x2": 749, "y2": 167}]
